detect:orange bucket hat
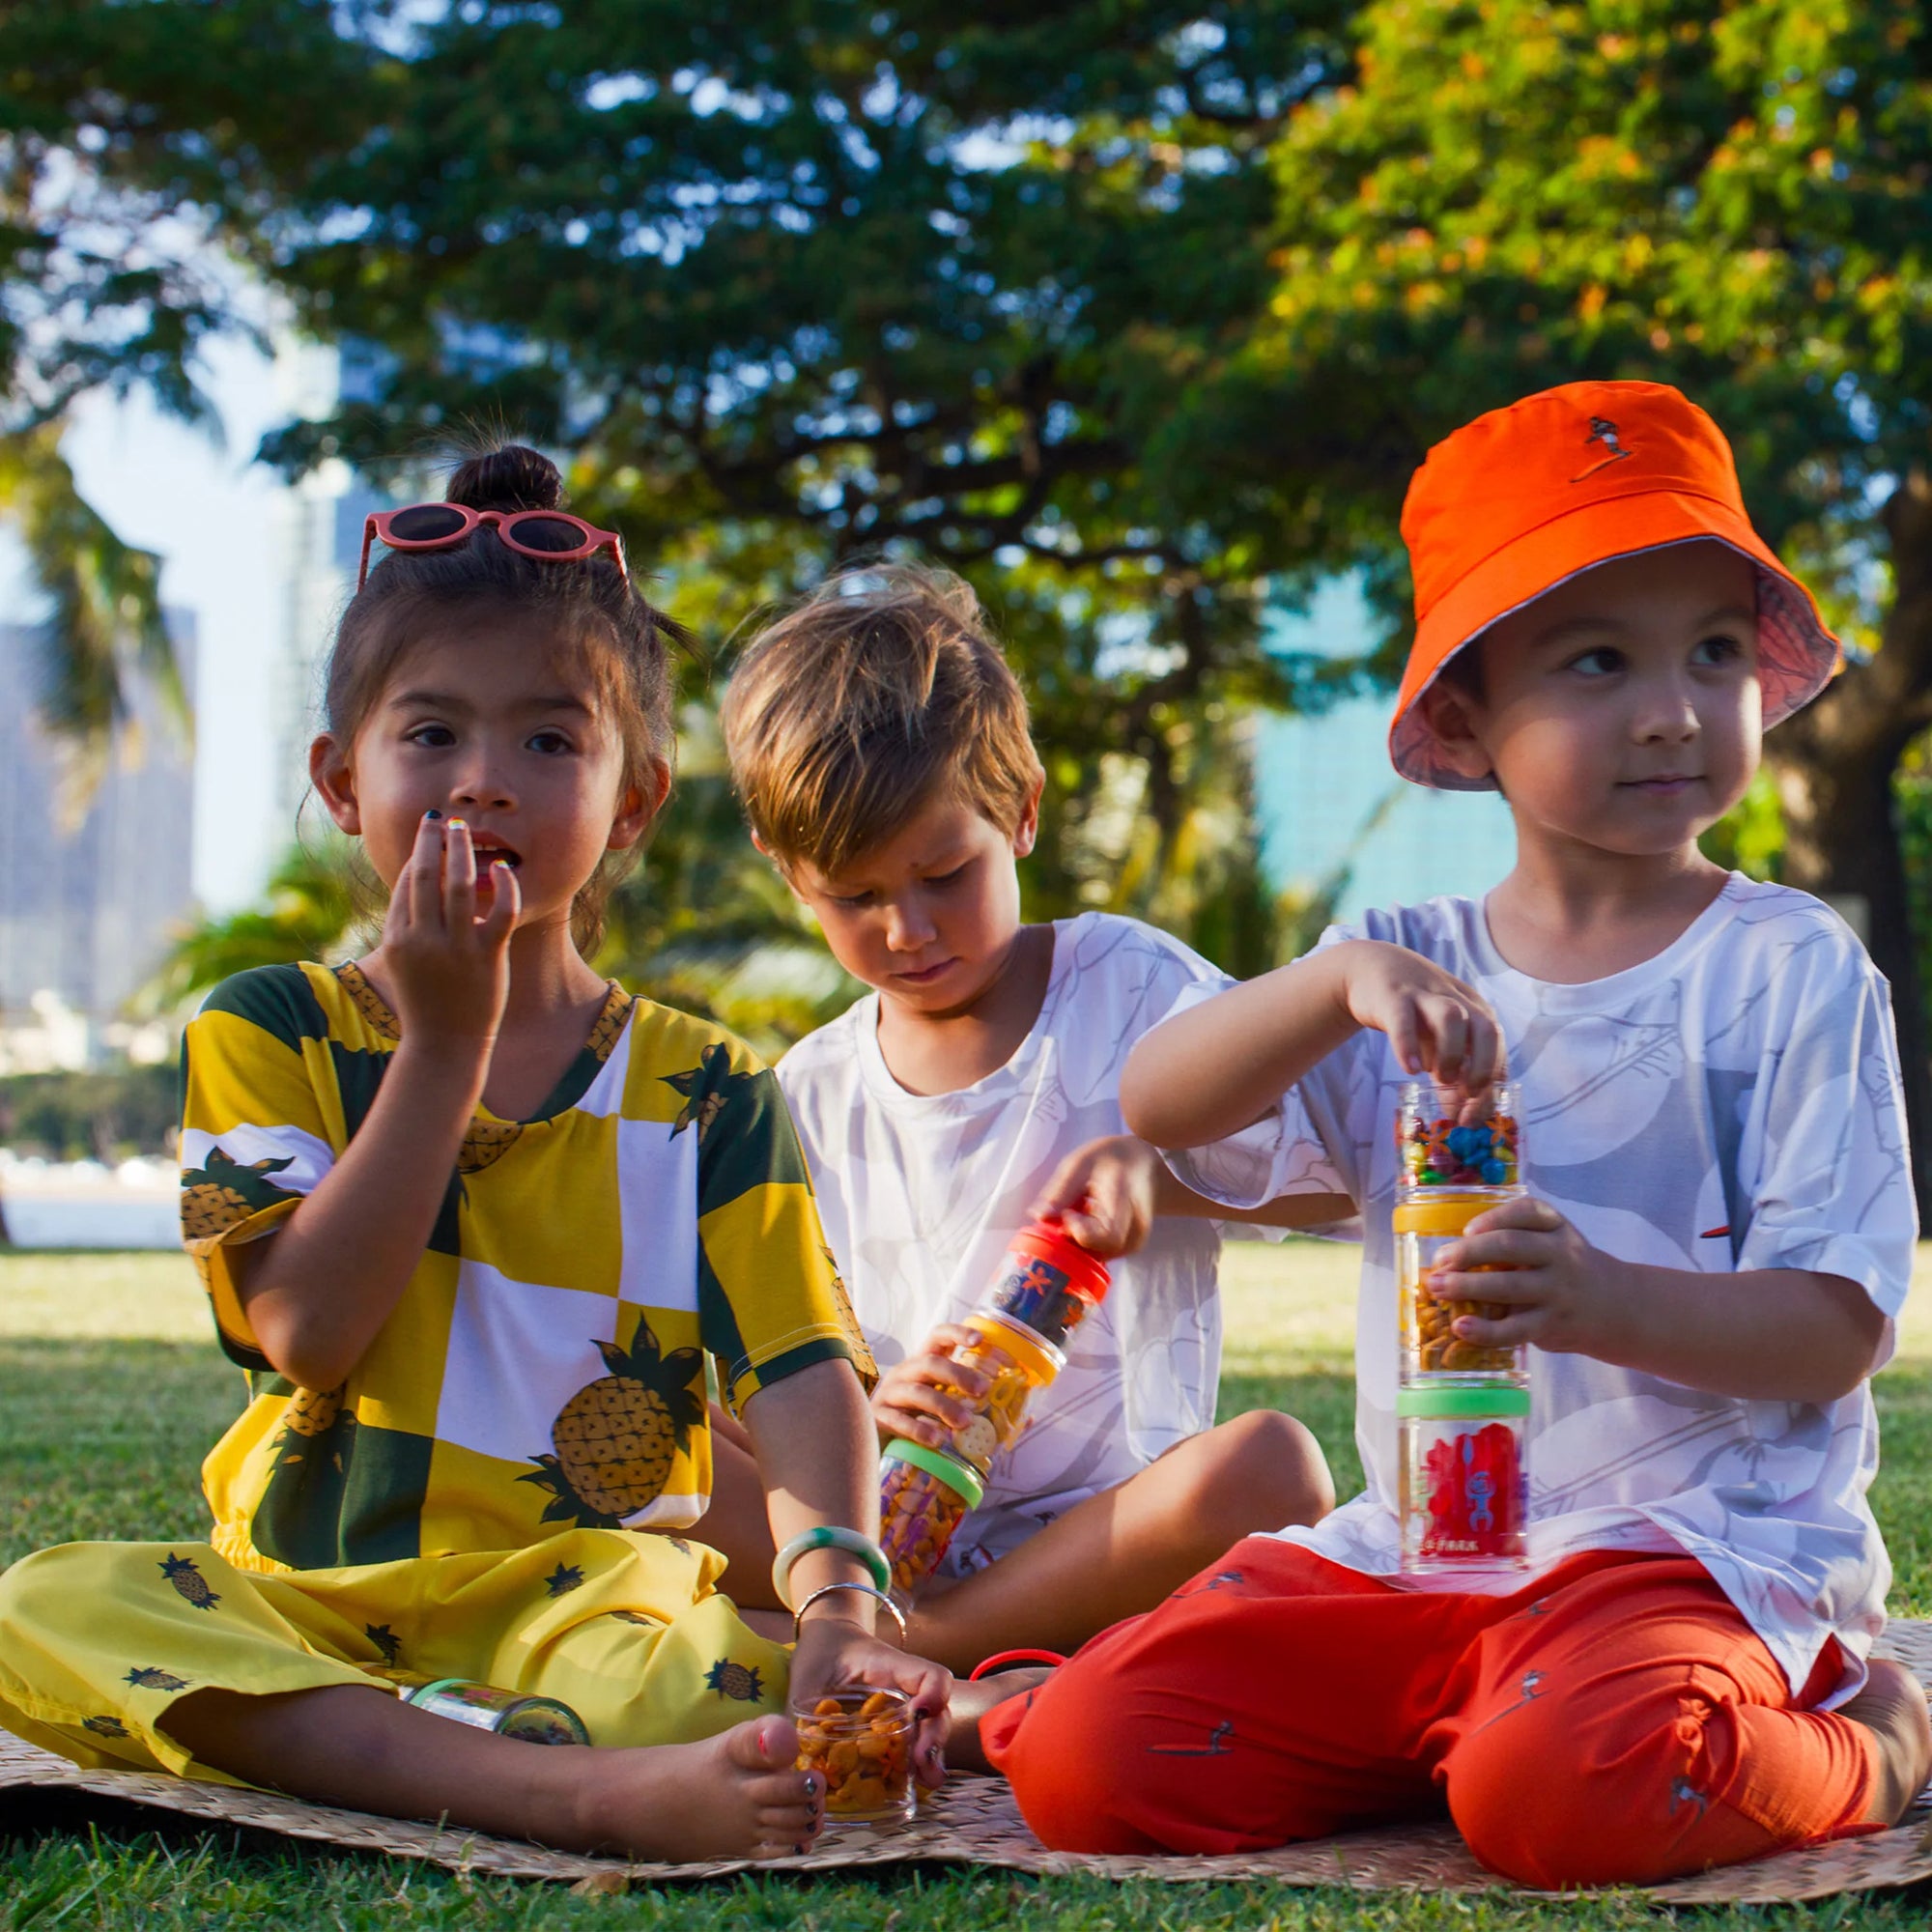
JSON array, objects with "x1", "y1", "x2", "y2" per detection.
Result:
[{"x1": 1389, "y1": 380, "x2": 1841, "y2": 789}]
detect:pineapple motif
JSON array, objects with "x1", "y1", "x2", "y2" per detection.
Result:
[
  {"x1": 365, "y1": 1624, "x2": 401, "y2": 1664},
  {"x1": 269, "y1": 1382, "x2": 350, "y2": 1485},
  {"x1": 81, "y1": 1715, "x2": 129, "y2": 1739},
  {"x1": 822, "y1": 1244, "x2": 879, "y2": 1385},
  {"x1": 158, "y1": 1552, "x2": 220, "y2": 1611},
  {"x1": 336, "y1": 961, "x2": 401, "y2": 1040},
  {"x1": 459, "y1": 1118, "x2": 525, "y2": 1176},
  {"x1": 662, "y1": 1042, "x2": 751, "y2": 1142},
  {"x1": 585, "y1": 986, "x2": 632, "y2": 1064},
  {"x1": 180, "y1": 1148, "x2": 297, "y2": 1242},
  {"x1": 124, "y1": 1666, "x2": 189, "y2": 1691},
  {"x1": 704, "y1": 1658, "x2": 764, "y2": 1702},
  {"x1": 519, "y1": 1321, "x2": 704, "y2": 1526},
  {"x1": 609, "y1": 1608, "x2": 657, "y2": 1627},
  {"x1": 545, "y1": 1563, "x2": 584, "y2": 1597}
]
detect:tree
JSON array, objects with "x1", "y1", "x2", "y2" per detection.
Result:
[
  {"x1": 1169, "y1": 0, "x2": 1932, "y2": 1198},
  {"x1": 160, "y1": 0, "x2": 1365, "y2": 971},
  {"x1": 0, "y1": 0, "x2": 375, "y2": 777}
]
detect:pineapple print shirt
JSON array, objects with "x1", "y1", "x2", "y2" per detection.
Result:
[{"x1": 180, "y1": 961, "x2": 867, "y2": 1575}]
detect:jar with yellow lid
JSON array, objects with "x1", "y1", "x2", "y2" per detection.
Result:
[{"x1": 1395, "y1": 1080, "x2": 1524, "y2": 1384}]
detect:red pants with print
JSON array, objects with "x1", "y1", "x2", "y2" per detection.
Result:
[{"x1": 981, "y1": 1542, "x2": 1878, "y2": 1888}]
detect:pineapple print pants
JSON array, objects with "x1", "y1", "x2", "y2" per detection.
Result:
[{"x1": 0, "y1": 1528, "x2": 791, "y2": 1784}]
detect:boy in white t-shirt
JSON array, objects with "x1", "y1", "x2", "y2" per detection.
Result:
[
  {"x1": 712, "y1": 567, "x2": 1337, "y2": 1671},
  {"x1": 981, "y1": 382, "x2": 1932, "y2": 1886}
]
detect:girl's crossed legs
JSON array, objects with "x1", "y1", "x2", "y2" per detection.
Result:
[{"x1": 982, "y1": 1540, "x2": 1915, "y2": 1888}]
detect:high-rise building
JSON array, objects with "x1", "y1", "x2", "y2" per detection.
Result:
[
  {"x1": 0, "y1": 616, "x2": 197, "y2": 1065},
  {"x1": 1254, "y1": 578, "x2": 1518, "y2": 924},
  {"x1": 269, "y1": 341, "x2": 389, "y2": 824}
]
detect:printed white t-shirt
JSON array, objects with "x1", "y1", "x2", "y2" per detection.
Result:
[
  {"x1": 1166, "y1": 876, "x2": 1916, "y2": 1698},
  {"x1": 778, "y1": 913, "x2": 1229, "y2": 1571}
]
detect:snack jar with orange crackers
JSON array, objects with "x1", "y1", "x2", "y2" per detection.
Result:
[
  {"x1": 1394, "y1": 1078, "x2": 1525, "y2": 1385},
  {"x1": 790, "y1": 1686, "x2": 918, "y2": 1825},
  {"x1": 876, "y1": 1219, "x2": 1111, "y2": 1605}
]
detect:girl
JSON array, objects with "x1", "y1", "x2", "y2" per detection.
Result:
[{"x1": 0, "y1": 445, "x2": 949, "y2": 1862}]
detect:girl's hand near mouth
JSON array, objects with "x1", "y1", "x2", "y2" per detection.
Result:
[{"x1": 385, "y1": 812, "x2": 522, "y2": 1054}]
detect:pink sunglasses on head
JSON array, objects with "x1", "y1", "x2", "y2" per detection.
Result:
[{"x1": 358, "y1": 502, "x2": 627, "y2": 589}]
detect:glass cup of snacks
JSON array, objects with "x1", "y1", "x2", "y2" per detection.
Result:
[{"x1": 790, "y1": 1685, "x2": 918, "y2": 1826}]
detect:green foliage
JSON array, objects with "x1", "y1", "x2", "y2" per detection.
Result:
[
  {"x1": 0, "y1": 1062, "x2": 178, "y2": 1161},
  {"x1": 67, "y1": 0, "x2": 1375, "y2": 966},
  {"x1": 143, "y1": 831, "x2": 375, "y2": 1013},
  {"x1": 0, "y1": 426, "x2": 185, "y2": 798}
]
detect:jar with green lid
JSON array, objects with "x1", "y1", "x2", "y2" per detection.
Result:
[
  {"x1": 878, "y1": 1438, "x2": 985, "y2": 1602},
  {"x1": 1397, "y1": 1382, "x2": 1530, "y2": 1576}
]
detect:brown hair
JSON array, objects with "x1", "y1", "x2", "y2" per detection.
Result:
[
  {"x1": 321, "y1": 443, "x2": 690, "y2": 952},
  {"x1": 720, "y1": 566, "x2": 1043, "y2": 877}
]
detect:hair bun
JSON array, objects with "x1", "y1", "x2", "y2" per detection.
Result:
[{"x1": 446, "y1": 444, "x2": 565, "y2": 513}]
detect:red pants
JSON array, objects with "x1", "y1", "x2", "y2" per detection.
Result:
[{"x1": 982, "y1": 1541, "x2": 1878, "y2": 1888}]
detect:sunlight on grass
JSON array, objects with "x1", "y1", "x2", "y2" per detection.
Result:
[{"x1": 3, "y1": 1243, "x2": 1932, "y2": 1922}]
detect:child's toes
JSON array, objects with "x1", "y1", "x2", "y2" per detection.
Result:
[{"x1": 722, "y1": 1713, "x2": 799, "y2": 1775}]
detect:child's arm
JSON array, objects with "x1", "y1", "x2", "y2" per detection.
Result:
[
  {"x1": 1031, "y1": 1135, "x2": 1353, "y2": 1257},
  {"x1": 743, "y1": 1360, "x2": 952, "y2": 1780},
  {"x1": 235, "y1": 816, "x2": 518, "y2": 1389},
  {"x1": 1120, "y1": 939, "x2": 1503, "y2": 1151},
  {"x1": 1433, "y1": 1198, "x2": 1887, "y2": 1403}
]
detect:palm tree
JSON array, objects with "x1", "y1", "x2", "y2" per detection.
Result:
[{"x1": 0, "y1": 423, "x2": 188, "y2": 807}]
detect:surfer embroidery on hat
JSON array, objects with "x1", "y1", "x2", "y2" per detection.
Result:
[{"x1": 1571, "y1": 415, "x2": 1634, "y2": 483}]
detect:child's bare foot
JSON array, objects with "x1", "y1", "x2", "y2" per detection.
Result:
[
  {"x1": 575, "y1": 1715, "x2": 823, "y2": 1860},
  {"x1": 1842, "y1": 1657, "x2": 1932, "y2": 1826},
  {"x1": 944, "y1": 1666, "x2": 1052, "y2": 1776}
]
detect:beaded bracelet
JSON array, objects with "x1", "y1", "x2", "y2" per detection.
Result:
[
  {"x1": 792, "y1": 1579, "x2": 908, "y2": 1644},
  {"x1": 770, "y1": 1525, "x2": 893, "y2": 1610}
]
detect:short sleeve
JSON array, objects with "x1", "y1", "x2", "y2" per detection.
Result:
[
  {"x1": 179, "y1": 968, "x2": 340, "y2": 1368},
  {"x1": 683, "y1": 1039, "x2": 878, "y2": 1414},
  {"x1": 1154, "y1": 929, "x2": 1365, "y2": 1211},
  {"x1": 1734, "y1": 943, "x2": 1917, "y2": 1331}
]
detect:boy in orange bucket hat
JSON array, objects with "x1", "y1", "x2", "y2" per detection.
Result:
[{"x1": 978, "y1": 382, "x2": 1931, "y2": 1887}]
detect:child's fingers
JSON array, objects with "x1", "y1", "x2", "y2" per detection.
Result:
[
  {"x1": 1386, "y1": 996, "x2": 1422, "y2": 1076},
  {"x1": 1451, "y1": 1306, "x2": 1543, "y2": 1350},
  {"x1": 396, "y1": 811, "x2": 443, "y2": 931},
  {"x1": 478, "y1": 859, "x2": 519, "y2": 947},
  {"x1": 1424, "y1": 1000, "x2": 1469, "y2": 1080},
  {"x1": 443, "y1": 818, "x2": 477, "y2": 930},
  {"x1": 1428, "y1": 1264, "x2": 1544, "y2": 1305}
]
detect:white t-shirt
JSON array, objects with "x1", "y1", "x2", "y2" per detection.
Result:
[
  {"x1": 1167, "y1": 876, "x2": 1916, "y2": 1698},
  {"x1": 778, "y1": 913, "x2": 1228, "y2": 1570}
]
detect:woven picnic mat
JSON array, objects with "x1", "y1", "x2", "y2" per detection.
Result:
[{"x1": 3, "y1": 1617, "x2": 1931, "y2": 1902}]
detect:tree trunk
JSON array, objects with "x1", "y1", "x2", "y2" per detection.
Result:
[{"x1": 1766, "y1": 469, "x2": 1932, "y2": 1219}]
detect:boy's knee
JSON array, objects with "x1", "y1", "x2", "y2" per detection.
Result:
[
  {"x1": 1188, "y1": 1411, "x2": 1334, "y2": 1533},
  {"x1": 985, "y1": 1664, "x2": 1167, "y2": 1853},
  {"x1": 1445, "y1": 1692, "x2": 1740, "y2": 1889}
]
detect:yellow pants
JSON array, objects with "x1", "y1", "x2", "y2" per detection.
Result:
[{"x1": 0, "y1": 1530, "x2": 790, "y2": 1786}]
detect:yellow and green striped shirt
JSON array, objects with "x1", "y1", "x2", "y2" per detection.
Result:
[{"x1": 180, "y1": 962, "x2": 870, "y2": 1575}]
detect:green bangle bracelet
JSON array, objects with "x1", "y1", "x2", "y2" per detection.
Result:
[{"x1": 771, "y1": 1526, "x2": 892, "y2": 1609}]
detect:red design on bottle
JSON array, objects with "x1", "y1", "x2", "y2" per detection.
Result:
[{"x1": 1421, "y1": 1423, "x2": 1522, "y2": 1558}]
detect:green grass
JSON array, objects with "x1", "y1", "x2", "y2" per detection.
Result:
[{"x1": 3, "y1": 1242, "x2": 1931, "y2": 1925}]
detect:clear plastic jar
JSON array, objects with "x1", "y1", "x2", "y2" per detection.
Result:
[
  {"x1": 878, "y1": 1439, "x2": 983, "y2": 1601},
  {"x1": 1395, "y1": 1079, "x2": 1524, "y2": 1384},
  {"x1": 792, "y1": 1686, "x2": 917, "y2": 1826},
  {"x1": 1395, "y1": 1189, "x2": 1526, "y2": 1382},
  {"x1": 1396, "y1": 1078, "x2": 1520, "y2": 1193},
  {"x1": 877, "y1": 1220, "x2": 1111, "y2": 1604},
  {"x1": 1398, "y1": 1383, "x2": 1530, "y2": 1576}
]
